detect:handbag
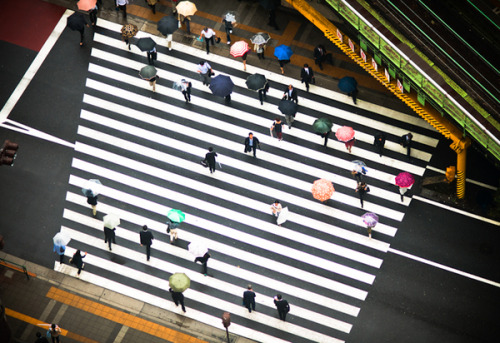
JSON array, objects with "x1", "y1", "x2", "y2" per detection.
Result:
[
  {"x1": 311, "y1": 77, "x2": 316, "y2": 85},
  {"x1": 215, "y1": 36, "x2": 221, "y2": 44}
]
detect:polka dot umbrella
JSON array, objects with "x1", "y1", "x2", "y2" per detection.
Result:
[{"x1": 312, "y1": 179, "x2": 335, "y2": 202}]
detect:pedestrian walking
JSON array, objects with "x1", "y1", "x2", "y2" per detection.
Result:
[
  {"x1": 320, "y1": 131, "x2": 330, "y2": 147},
  {"x1": 147, "y1": 75, "x2": 159, "y2": 92},
  {"x1": 169, "y1": 287, "x2": 186, "y2": 312},
  {"x1": 70, "y1": 250, "x2": 87, "y2": 275},
  {"x1": 147, "y1": 47, "x2": 157, "y2": 65},
  {"x1": 283, "y1": 84, "x2": 298, "y2": 103},
  {"x1": 104, "y1": 225, "x2": 116, "y2": 251},
  {"x1": 77, "y1": 22, "x2": 90, "y2": 47},
  {"x1": 244, "y1": 132, "x2": 260, "y2": 157},
  {"x1": 200, "y1": 27, "x2": 216, "y2": 54},
  {"x1": 194, "y1": 251, "x2": 211, "y2": 276},
  {"x1": 367, "y1": 224, "x2": 374, "y2": 239},
  {"x1": 181, "y1": 79, "x2": 192, "y2": 102},
  {"x1": 178, "y1": 14, "x2": 191, "y2": 34},
  {"x1": 345, "y1": 138, "x2": 355, "y2": 153},
  {"x1": 241, "y1": 50, "x2": 249, "y2": 71},
  {"x1": 115, "y1": 0, "x2": 128, "y2": 19},
  {"x1": 166, "y1": 219, "x2": 179, "y2": 244},
  {"x1": 88, "y1": 4, "x2": 98, "y2": 27},
  {"x1": 243, "y1": 284, "x2": 256, "y2": 313},
  {"x1": 53, "y1": 243, "x2": 65, "y2": 264},
  {"x1": 49, "y1": 324, "x2": 61, "y2": 343},
  {"x1": 204, "y1": 147, "x2": 218, "y2": 173},
  {"x1": 300, "y1": 64, "x2": 314, "y2": 92},
  {"x1": 355, "y1": 182, "x2": 370, "y2": 208},
  {"x1": 270, "y1": 200, "x2": 282, "y2": 224},
  {"x1": 258, "y1": 81, "x2": 270, "y2": 105},
  {"x1": 166, "y1": 33, "x2": 173, "y2": 51},
  {"x1": 139, "y1": 225, "x2": 154, "y2": 261},
  {"x1": 197, "y1": 60, "x2": 213, "y2": 86},
  {"x1": 400, "y1": 132, "x2": 413, "y2": 159},
  {"x1": 351, "y1": 168, "x2": 363, "y2": 183},
  {"x1": 348, "y1": 87, "x2": 359, "y2": 105},
  {"x1": 313, "y1": 44, "x2": 333, "y2": 70},
  {"x1": 145, "y1": 0, "x2": 157, "y2": 14},
  {"x1": 399, "y1": 186, "x2": 409, "y2": 202},
  {"x1": 273, "y1": 294, "x2": 290, "y2": 321},
  {"x1": 278, "y1": 58, "x2": 289, "y2": 74},
  {"x1": 374, "y1": 132, "x2": 386, "y2": 157},
  {"x1": 85, "y1": 190, "x2": 98, "y2": 216},
  {"x1": 271, "y1": 117, "x2": 283, "y2": 141},
  {"x1": 35, "y1": 331, "x2": 49, "y2": 343},
  {"x1": 222, "y1": 17, "x2": 235, "y2": 44},
  {"x1": 255, "y1": 43, "x2": 266, "y2": 60}
]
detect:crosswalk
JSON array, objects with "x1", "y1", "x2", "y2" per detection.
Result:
[{"x1": 55, "y1": 18, "x2": 441, "y2": 343}]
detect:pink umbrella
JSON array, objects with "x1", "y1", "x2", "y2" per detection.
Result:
[
  {"x1": 77, "y1": 0, "x2": 97, "y2": 11},
  {"x1": 230, "y1": 41, "x2": 250, "y2": 58},
  {"x1": 312, "y1": 179, "x2": 335, "y2": 202},
  {"x1": 395, "y1": 172, "x2": 415, "y2": 188},
  {"x1": 335, "y1": 126, "x2": 355, "y2": 142}
]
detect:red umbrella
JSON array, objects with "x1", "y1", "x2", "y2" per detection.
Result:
[
  {"x1": 312, "y1": 179, "x2": 335, "y2": 202},
  {"x1": 230, "y1": 41, "x2": 250, "y2": 58},
  {"x1": 395, "y1": 172, "x2": 415, "y2": 188},
  {"x1": 335, "y1": 126, "x2": 355, "y2": 142},
  {"x1": 77, "y1": 0, "x2": 97, "y2": 11}
]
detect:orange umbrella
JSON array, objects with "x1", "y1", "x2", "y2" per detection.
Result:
[
  {"x1": 77, "y1": 0, "x2": 97, "y2": 11},
  {"x1": 312, "y1": 179, "x2": 335, "y2": 202}
]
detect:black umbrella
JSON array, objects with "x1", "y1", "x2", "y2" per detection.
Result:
[
  {"x1": 209, "y1": 75, "x2": 234, "y2": 97},
  {"x1": 278, "y1": 99, "x2": 298, "y2": 116},
  {"x1": 136, "y1": 37, "x2": 157, "y2": 51},
  {"x1": 246, "y1": 74, "x2": 267, "y2": 91},
  {"x1": 67, "y1": 12, "x2": 86, "y2": 31},
  {"x1": 157, "y1": 16, "x2": 179, "y2": 36}
]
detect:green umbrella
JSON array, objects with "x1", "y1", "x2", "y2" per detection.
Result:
[
  {"x1": 139, "y1": 65, "x2": 157, "y2": 80},
  {"x1": 312, "y1": 117, "x2": 333, "y2": 134},
  {"x1": 167, "y1": 209, "x2": 185, "y2": 223},
  {"x1": 169, "y1": 273, "x2": 190, "y2": 292}
]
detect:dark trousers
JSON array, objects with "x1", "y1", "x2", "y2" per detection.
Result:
[
  {"x1": 51, "y1": 335, "x2": 60, "y2": 343},
  {"x1": 147, "y1": 51, "x2": 156, "y2": 65},
  {"x1": 245, "y1": 300, "x2": 255, "y2": 312},
  {"x1": 194, "y1": 256, "x2": 208, "y2": 274},
  {"x1": 205, "y1": 36, "x2": 215, "y2": 54},
  {"x1": 174, "y1": 296, "x2": 185, "y2": 311},
  {"x1": 278, "y1": 309, "x2": 287, "y2": 321},
  {"x1": 145, "y1": 244, "x2": 151, "y2": 260},
  {"x1": 208, "y1": 162, "x2": 215, "y2": 173},
  {"x1": 89, "y1": 9, "x2": 97, "y2": 26},
  {"x1": 78, "y1": 28, "x2": 84, "y2": 44},
  {"x1": 59, "y1": 254, "x2": 64, "y2": 264},
  {"x1": 359, "y1": 193, "x2": 365, "y2": 207},
  {"x1": 225, "y1": 27, "x2": 231, "y2": 42},
  {"x1": 258, "y1": 89, "x2": 267, "y2": 104},
  {"x1": 182, "y1": 89, "x2": 191, "y2": 102},
  {"x1": 375, "y1": 143, "x2": 384, "y2": 156},
  {"x1": 183, "y1": 18, "x2": 191, "y2": 34},
  {"x1": 245, "y1": 145, "x2": 257, "y2": 157},
  {"x1": 117, "y1": 5, "x2": 127, "y2": 18}
]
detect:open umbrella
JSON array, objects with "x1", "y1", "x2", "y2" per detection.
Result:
[
  {"x1": 121, "y1": 24, "x2": 138, "y2": 39},
  {"x1": 169, "y1": 273, "x2": 190, "y2": 292},
  {"x1": 103, "y1": 214, "x2": 120, "y2": 229},
  {"x1": 338, "y1": 76, "x2": 357, "y2": 93},
  {"x1": 81, "y1": 179, "x2": 102, "y2": 197},
  {"x1": 335, "y1": 126, "x2": 355, "y2": 142},
  {"x1": 274, "y1": 44, "x2": 293, "y2": 60},
  {"x1": 67, "y1": 12, "x2": 86, "y2": 31},
  {"x1": 395, "y1": 172, "x2": 415, "y2": 188},
  {"x1": 139, "y1": 65, "x2": 157, "y2": 80},
  {"x1": 157, "y1": 16, "x2": 178, "y2": 36},
  {"x1": 176, "y1": 1, "x2": 197, "y2": 17},
  {"x1": 167, "y1": 209, "x2": 185, "y2": 223},
  {"x1": 53, "y1": 232, "x2": 71, "y2": 246},
  {"x1": 230, "y1": 41, "x2": 250, "y2": 58},
  {"x1": 246, "y1": 74, "x2": 267, "y2": 91},
  {"x1": 136, "y1": 37, "x2": 156, "y2": 52},
  {"x1": 209, "y1": 75, "x2": 234, "y2": 97},
  {"x1": 188, "y1": 241, "x2": 208, "y2": 257},
  {"x1": 77, "y1": 0, "x2": 97, "y2": 11},
  {"x1": 223, "y1": 11, "x2": 237, "y2": 23},
  {"x1": 276, "y1": 206, "x2": 289, "y2": 225},
  {"x1": 278, "y1": 99, "x2": 298, "y2": 116},
  {"x1": 250, "y1": 32, "x2": 271, "y2": 45},
  {"x1": 362, "y1": 212, "x2": 379, "y2": 227},
  {"x1": 312, "y1": 118, "x2": 333, "y2": 134},
  {"x1": 312, "y1": 179, "x2": 335, "y2": 202},
  {"x1": 173, "y1": 81, "x2": 183, "y2": 91}
]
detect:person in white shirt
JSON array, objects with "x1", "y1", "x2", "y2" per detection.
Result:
[
  {"x1": 196, "y1": 61, "x2": 213, "y2": 86},
  {"x1": 200, "y1": 27, "x2": 216, "y2": 54}
]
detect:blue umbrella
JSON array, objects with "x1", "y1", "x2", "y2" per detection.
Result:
[
  {"x1": 209, "y1": 75, "x2": 234, "y2": 97},
  {"x1": 274, "y1": 44, "x2": 293, "y2": 60},
  {"x1": 338, "y1": 76, "x2": 357, "y2": 93}
]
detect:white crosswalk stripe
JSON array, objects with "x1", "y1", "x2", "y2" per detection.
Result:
[{"x1": 54, "y1": 18, "x2": 441, "y2": 343}]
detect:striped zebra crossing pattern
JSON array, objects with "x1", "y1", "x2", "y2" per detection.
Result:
[{"x1": 55, "y1": 18, "x2": 442, "y2": 342}]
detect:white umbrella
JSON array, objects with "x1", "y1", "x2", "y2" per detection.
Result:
[
  {"x1": 53, "y1": 232, "x2": 71, "y2": 246},
  {"x1": 103, "y1": 214, "x2": 120, "y2": 229},
  {"x1": 82, "y1": 179, "x2": 102, "y2": 197},
  {"x1": 188, "y1": 241, "x2": 208, "y2": 257},
  {"x1": 276, "y1": 206, "x2": 289, "y2": 225}
]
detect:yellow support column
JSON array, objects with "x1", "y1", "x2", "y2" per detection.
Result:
[{"x1": 451, "y1": 138, "x2": 471, "y2": 199}]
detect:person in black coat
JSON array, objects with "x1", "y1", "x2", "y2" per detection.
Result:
[
  {"x1": 400, "y1": 132, "x2": 413, "y2": 159},
  {"x1": 139, "y1": 225, "x2": 154, "y2": 261},
  {"x1": 169, "y1": 287, "x2": 186, "y2": 312},
  {"x1": 243, "y1": 284, "x2": 256, "y2": 313},
  {"x1": 313, "y1": 44, "x2": 333, "y2": 70},
  {"x1": 244, "y1": 132, "x2": 260, "y2": 157},
  {"x1": 374, "y1": 132, "x2": 386, "y2": 157},
  {"x1": 273, "y1": 294, "x2": 290, "y2": 321},
  {"x1": 320, "y1": 130, "x2": 330, "y2": 147},
  {"x1": 194, "y1": 252, "x2": 211, "y2": 275},
  {"x1": 205, "y1": 147, "x2": 217, "y2": 173},
  {"x1": 85, "y1": 190, "x2": 98, "y2": 216},
  {"x1": 104, "y1": 226, "x2": 116, "y2": 251},
  {"x1": 35, "y1": 331, "x2": 50, "y2": 343},
  {"x1": 282, "y1": 84, "x2": 298, "y2": 103},
  {"x1": 355, "y1": 182, "x2": 370, "y2": 208},
  {"x1": 300, "y1": 64, "x2": 314, "y2": 92},
  {"x1": 71, "y1": 250, "x2": 86, "y2": 275},
  {"x1": 147, "y1": 47, "x2": 157, "y2": 65},
  {"x1": 258, "y1": 81, "x2": 270, "y2": 105}
]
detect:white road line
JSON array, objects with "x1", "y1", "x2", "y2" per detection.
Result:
[
  {"x1": 388, "y1": 248, "x2": 500, "y2": 288},
  {"x1": 0, "y1": 10, "x2": 72, "y2": 122},
  {"x1": 413, "y1": 196, "x2": 500, "y2": 226},
  {"x1": 64, "y1": 193, "x2": 369, "y2": 301},
  {"x1": 60, "y1": 228, "x2": 346, "y2": 342},
  {"x1": 0, "y1": 119, "x2": 75, "y2": 148}
]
